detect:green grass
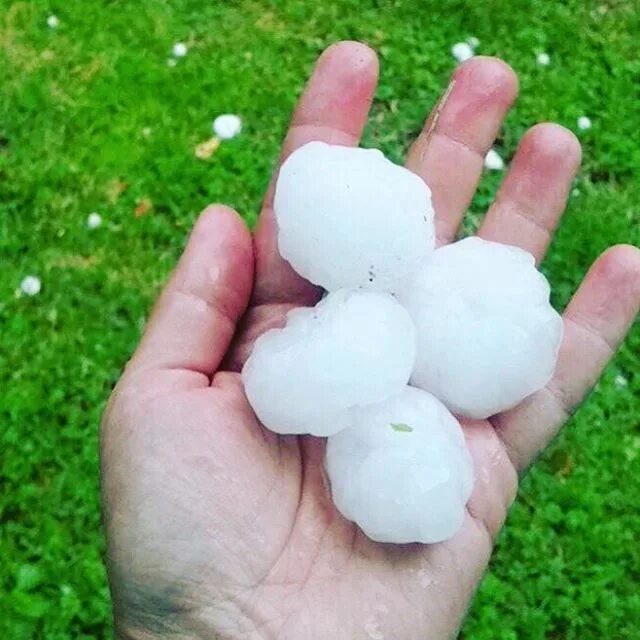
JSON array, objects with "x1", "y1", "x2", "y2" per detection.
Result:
[{"x1": 1, "y1": 1, "x2": 638, "y2": 638}]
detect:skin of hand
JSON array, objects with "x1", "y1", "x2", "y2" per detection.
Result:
[{"x1": 101, "y1": 42, "x2": 640, "y2": 640}]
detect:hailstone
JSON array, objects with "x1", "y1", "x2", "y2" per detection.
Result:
[
  {"x1": 172, "y1": 42, "x2": 188, "y2": 58},
  {"x1": 326, "y1": 387, "x2": 473, "y2": 544},
  {"x1": 274, "y1": 142, "x2": 435, "y2": 293},
  {"x1": 577, "y1": 116, "x2": 592, "y2": 131},
  {"x1": 213, "y1": 114, "x2": 242, "y2": 140},
  {"x1": 536, "y1": 52, "x2": 551, "y2": 66},
  {"x1": 484, "y1": 148, "x2": 505, "y2": 171},
  {"x1": 396, "y1": 237, "x2": 563, "y2": 419},
  {"x1": 87, "y1": 212, "x2": 102, "y2": 229},
  {"x1": 242, "y1": 289, "x2": 416, "y2": 436},
  {"x1": 451, "y1": 42, "x2": 474, "y2": 63},
  {"x1": 20, "y1": 275, "x2": 42, "y2": 297}
]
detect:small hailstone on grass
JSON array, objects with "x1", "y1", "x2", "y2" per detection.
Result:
[
  {"x1": 274, "y1": 141, "x2": 435, "y2": 292},
  {"x1": 212, "y1": 114, "x2": 242, "y2": 140},
  {"x1": 167, "y1": 58, "x2": 177, "y2": 67},
  {"x1": 396, "y1": 237, "x2": 563, "y2": 419},
  {"x1": 87, "y1": 212, "x2": 102, "y2": 229},
  {"x1": 142, "y1": 127, "x2": 152, "y2": 138},
  {"x1": 20, "y1": 275, "x2": 42, "y2": 297},
  {"x1": 577, "y1": 116, "x2": 592, "y2": 130},
  {"x1": 484, "y1": 148, "x2": 505, "y2": 171},
  {"x1": 242, "y1": 289, "x2": 416, "y2": 436},
  {"x1": 536, "y1": 52, "x2": 551, "y2": 66},
  {"x1": 451, "y1": 42, "x2": 474, "y2": 62},
  {"x1": 172, "y1": 42, "x2": 188, "y2": 58},
  {"x1": 326, "y1": 387, "x2": 473, "y2": 544},
  {"x1": 46, "y1": 15, "x2": 59, "y2": 29},
  {"x1": 614, "y1": 374, "x2": 628, "y2": 388},
  {"x1": 467, "y1": 36, "x2": 480, "y2": 48}
]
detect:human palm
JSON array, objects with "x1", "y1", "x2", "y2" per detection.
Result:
[{"x1": 102, "y1": 43, "x2": 640, "y2": 640}]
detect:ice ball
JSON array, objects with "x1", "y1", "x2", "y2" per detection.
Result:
[
  {"x1": 213, "y1": 114, "x2": 242, "y2": 140},
  {"x1": 396, "y1": 237, "x2": 563, "y2": 419},
  {"x1": 536, "y1": 52, "x2": 551, "y2": 66},
  {"x1": 274, "y1": 142, "x2": 435, "y2": 293},
  {"x1": 20, "y1": 275, "x2": 42, "y2": 297},
  {"x1": 242, "y1": 289, "x2": 416, "y2": 436},
  {"x1": 172, "y1": 42, "x2": 188, "y2": 58},
  {"x1": 451, "y1": 42, "x2": 474, "y2": 63},
  {"x1": 87, "y1": 212, "x2": 102, "y2": 229},
  {"x1": 484, "y1": 148, "x2": 505, "y2": 171},
  {"x1": 326, "y1": 387, "x2": 473, "y2": 544},
  {"x1": 577, "y1": 116, "x2": 592, "y2": 131}
]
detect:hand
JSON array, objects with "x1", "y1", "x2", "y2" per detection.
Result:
[{"x1": 101, "y1": 42, "x2": 640, "y2": 640}]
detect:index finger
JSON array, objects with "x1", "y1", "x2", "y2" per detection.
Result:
[{"x1": 252, "y1": 41, "x2": 379, "y2": 307}]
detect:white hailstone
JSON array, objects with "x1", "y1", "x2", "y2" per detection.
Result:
[
  {"x1": 326, "y1": 387, "x2": 473, "y2": 544},
  {"x1": 167, "y1": 58, "x2": 177, "y2": 67},
  {"x1": 87, "y1": 212, "x2": 102, "y2": 229},
  {"x1": 242, "y1": 289, "x2": 416, "y2": 436},
  {"x1": 614, "y1": 374, "x2": 628, "y2": 388},
  {"x1": 172, "y1": 42, "x2": 188, "y2": 58},
  {"x1": 274, "y1": 142, "x2": 434, "y2": 292},
  {"x1": 20, "y1": 275, "x2": 42, "y2": 297},
  {"x1": 484, "y1": 148, "x2": 505, "y2": 171},
  {"x1": 467, "y1": 36, "x2": 480, "y2": 48},
  {"x1": 536, "y1": 52, "x2": 551, "y2": 66},
  {"x1": 396, "y1": 237, "x2": 563, "y2": 419},
  {"x1": 577, "y1": 116, "x2": 592, "y2": 130},
  {"x1": 46, "y1": 15, "x2": 59, "y2": 29},
  {"x1": 212, "y1": 114, "x2": 242, "y2": 140},
  {"x1": 451, "y1": 42, "x2": 474, "y2": 62}
]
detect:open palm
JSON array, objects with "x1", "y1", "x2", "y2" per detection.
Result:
[{"x1": 101, "y1": 42, "x2": 640, "y2": 640}]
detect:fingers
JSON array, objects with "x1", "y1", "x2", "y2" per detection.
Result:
[
  {"x1": 252, "y1": 41, "x2": 379, "y2": 306},
  {"x1": 128, "y1": 206, "x2": 254, "y2": 382},
  {"x1": 492, "y1": 245, "x2": 640, "y2": 471},
  {"x1": 478, "y1": 123, "x2": 582, "y2": 262},
  {"x1": 405, "y1": 57, "x2": 518, "y2": 245}
]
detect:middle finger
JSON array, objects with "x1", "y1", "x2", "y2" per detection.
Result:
[{"x1": 406, "y1": 57, "x2": 518, "y2": 245}]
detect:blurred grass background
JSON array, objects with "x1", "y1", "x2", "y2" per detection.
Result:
[{"x1": 1, "y1": 1, "x2": 639, "y2": 638}]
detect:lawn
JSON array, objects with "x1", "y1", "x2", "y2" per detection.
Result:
[{"x1": 1, "y1": 1, "x2": 639, "y2": 638}]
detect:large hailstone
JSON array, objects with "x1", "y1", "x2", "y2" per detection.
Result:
[
  {"x1": 396, "y1": 237, "x2": 563, "y2": 419},
  {"x1": 326, "y1": 387, "x2": 473, "y2": 544},
  {"x1": 274, "y1": 141, "x2": 435, "y2": 292},
  {"x1": 242, "y1": 289, "x2": 416, "y2": 436}
]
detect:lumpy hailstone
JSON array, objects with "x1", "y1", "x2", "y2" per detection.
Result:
[
  {"x1": 274, "y1": 142, "x2": 435, "y2": 292},
  {"x1": 242, "y1": 289, "x2": 416, "y2": 436},
  {"x1": 326, "y1": 387, "x2": 473, "y2": 544},
  {"x1": 396, "y1": 237, "x2": 563, "y2": 419}
]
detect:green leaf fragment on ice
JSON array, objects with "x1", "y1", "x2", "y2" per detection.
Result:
[{"x1": 390, "y1": 422, "x2": 413, "y2": 432}]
